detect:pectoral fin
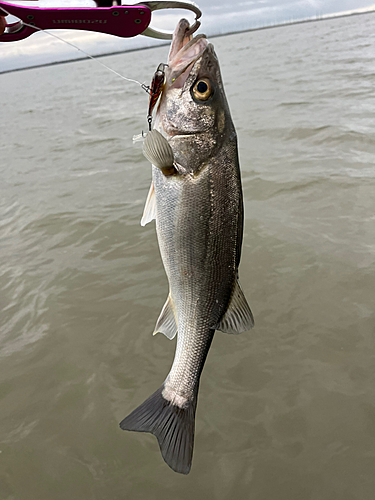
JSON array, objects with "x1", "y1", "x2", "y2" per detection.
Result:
[
  {"x1": 153, "y1": 294, "x2": 177, "y2": 340},
  {"x1": 141, "y1": 181, "x2": 156, "y2": 226},
  {"x1": 215, "y1": 280, "x2": 254, "y2": 334},
  {"x1": 143, "y1": 129, "x2": 176, "y2": 176}
]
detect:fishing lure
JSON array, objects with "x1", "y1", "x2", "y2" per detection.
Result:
[
  {"x1": 0, "y1": 0, "x2": 201, "y2": 42},
  {"x1": 147, "y1": 62, "x2": 167, "y2": 130}
]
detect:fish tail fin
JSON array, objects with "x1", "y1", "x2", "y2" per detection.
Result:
[{"x1": 119, "y1": 385, "x2": 197, "y2": 475}]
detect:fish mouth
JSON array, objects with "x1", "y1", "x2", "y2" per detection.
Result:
[{"x1": 166, "y1": 19, "x2": 208, "y2": 88}]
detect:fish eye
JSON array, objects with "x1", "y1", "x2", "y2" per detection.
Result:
[{"x1": 192, "y1": 78, "x2": 213, "y2": 102}]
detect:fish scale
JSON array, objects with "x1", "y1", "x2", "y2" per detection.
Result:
[{"x1": 120, "y1": 19, "x2": 254, "y2": 474}]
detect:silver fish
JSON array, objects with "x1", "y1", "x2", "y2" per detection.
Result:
[{"x1": 120, "y1": 19, "x2": 254, "y2": 475}]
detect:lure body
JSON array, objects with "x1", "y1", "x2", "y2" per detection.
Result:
[{"x1": 147, "y1": 63, "x2": 167, "y2": 130}]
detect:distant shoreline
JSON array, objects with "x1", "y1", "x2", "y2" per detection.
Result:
[
  {"x1": 214, "y1": 8, "x2": 375, "y2": 39},
  {"x1": 1, "y1": 8, "x2": 374, "y2": 75}
]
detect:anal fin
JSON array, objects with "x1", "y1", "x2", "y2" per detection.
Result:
[
  {"x1": 215, "y1": 279, "x2": 254, "y2": 334},
  {"x1": 153, "y1": 294, "x2": 177, "y2": 340}
]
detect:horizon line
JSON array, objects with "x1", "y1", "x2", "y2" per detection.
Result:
[{"x1": 1, "y1": 7, "x2": 374, "y2": 75}]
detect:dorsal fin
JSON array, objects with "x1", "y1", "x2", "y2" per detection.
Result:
[{"x1": 215, "y1": 280, "x2": 254, "y2": 334}]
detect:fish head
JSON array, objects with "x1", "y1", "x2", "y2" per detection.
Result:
[{"x1": 155, "y1": 20, "x2": 235, "y2": 172}]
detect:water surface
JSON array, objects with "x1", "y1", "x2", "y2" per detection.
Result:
[{"x1": 1, "y1": 13, "x2": 375, "y2": 500}]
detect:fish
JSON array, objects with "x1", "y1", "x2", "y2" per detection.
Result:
[{"x1": 119, "y1": 19, "x2": 254, "y2": 475}]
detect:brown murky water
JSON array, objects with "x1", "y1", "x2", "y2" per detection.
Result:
[{"x1": 1, "y1": 12, "x2": 375, "y2": 500}]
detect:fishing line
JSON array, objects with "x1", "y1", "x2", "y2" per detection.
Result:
[{"x1": 1, "y1": 5, "x2": 150, "y2": 92}]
